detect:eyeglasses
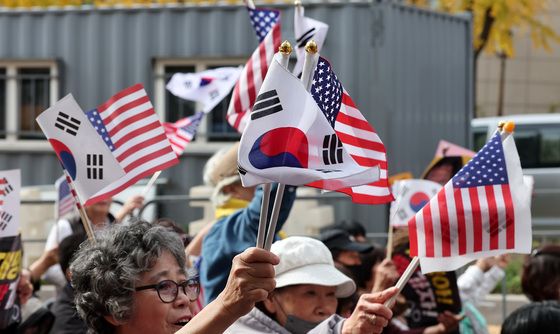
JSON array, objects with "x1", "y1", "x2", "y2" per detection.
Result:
[{"x1": 135, "y1": 278, "x2": 200, "y2": 303}]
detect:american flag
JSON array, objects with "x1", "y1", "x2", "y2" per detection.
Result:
[
  {"x1": 84, "y1": 84, "x2": 178, "y2": 205},
  {"x1": 55, "y1": 175, "x2": 75, "y2": 218},
  {"x1": 226, "y1": 6, "x2": 281, "y2": 133},
  {"x1": 309, "y1": 57, "x2": 393, "y2": 204},
  {"x1": 408, "y1": 132, "x2": 532, "y2": 273},
  {"x1": 163, "y1": 112, "x2": 204, "y2": 156}
]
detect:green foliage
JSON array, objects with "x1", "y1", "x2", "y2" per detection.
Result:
[{"x1": 493, "y1": 254, "x2": 524, "y2": 294}]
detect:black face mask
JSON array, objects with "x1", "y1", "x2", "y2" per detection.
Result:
[
  {"x1": 284, "y1": 315, "x2": 321, "y2": 334},
  {"x1": 273, "y1": 295, "x2": 322, "y2": 334}
]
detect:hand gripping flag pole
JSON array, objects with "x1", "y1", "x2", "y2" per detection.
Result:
[
  {"x1": 256, "y1": 41, "x2": 292, "y2": 249},
  {"x1": 261, "y1": 40, "x2": 319, "y2": 251},
  {"x1": 383, "y1": 121, "x2": 517, "y2": 307}
]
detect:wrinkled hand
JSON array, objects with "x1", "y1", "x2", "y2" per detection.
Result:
[
  {"x1": 342, "y1": 287, "x2": 398, "y2": 334},
  {"x1": 17, "y1": 269, "x2": 33, "y2": 305},
  {"x1": 116, "y1": 195, "x2": 145, "y2": 221},
  {"x1": 217, "y1": 247, "x2": 279, "y2": 319},
  {"x1": 371, "y1": 259, "x2": 399, "y2": 293}
]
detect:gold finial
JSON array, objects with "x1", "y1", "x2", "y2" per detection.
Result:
[
  {"x1": 279, "y1": 40, "x2": 292, "y2": 54},
  {"x1": 503, "y1": 121, "x2": 515, "y2": 133},
  {"x1": 305, "y1": 40, "x2": 318, "y2": 54},
  {"x1": 497, "y1": 121, "x2": 506, "y2": 131},
  {"x1": 294, "y1": 0, "x2": 302, "y2": 7}
]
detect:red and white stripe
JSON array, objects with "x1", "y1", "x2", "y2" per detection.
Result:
[
  {"x1": 85, "y1": 84, "x2": 178, "y2": 205},
  {"x1": 226, "y1": 22, "x2": 281, "y2": 133},
  {"x1": 163, "y1": 117, "x2": 198, "y2": 156},
  {"x1": 408, "y1": 182, "x2": 515, "y2": 258},
  {"x1": 333, "y1": 92, "x2": 394, "y2": 204}
]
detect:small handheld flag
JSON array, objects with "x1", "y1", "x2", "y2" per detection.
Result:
[
  {"x1": 163, "y1": 112, "x2": 204, "y2": 156},
  {"x1": 226, "y1": 5, "x2": 281, "y2": 133},
  {"x1": 166, "y1": 67, "x2": 242, "y2": 113},
  {"x1": 408, "y1": 129, "x2": 532, "y2": 273}
]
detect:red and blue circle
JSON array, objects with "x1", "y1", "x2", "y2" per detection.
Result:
[
  {"x1": 249, "y1": 127, "x2": 308, "y2": 170},
  {"x1": 409, "y1": 192, "x2": 430, "y2": 212},
  {"x1": 49, "y1": 139, "x2": 77, "y2": 180}
]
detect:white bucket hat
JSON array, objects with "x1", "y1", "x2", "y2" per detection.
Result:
[{"x1": 271, "y1": 236, "x2": 356, "y2": 298}]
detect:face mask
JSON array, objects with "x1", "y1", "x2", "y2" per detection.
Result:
[{"x1": 284, "y1": 315, "x2": 321, "y2": 334}]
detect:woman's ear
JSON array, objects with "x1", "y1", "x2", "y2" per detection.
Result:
[{"x1": 262, "y1": 293, "x2": 277, "y2": 314}]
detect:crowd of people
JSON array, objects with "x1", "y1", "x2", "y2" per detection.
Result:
[{"x1": 5, "y1": 142, "x2": 560, "y2": 334}]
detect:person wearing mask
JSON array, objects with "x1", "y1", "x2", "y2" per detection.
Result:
[
  {"x1": 199, "y1": 143, "x2": 297, "y2": 304},
  {"x1": 226, "y1": 236, "x2": 398, "y2": 334}
]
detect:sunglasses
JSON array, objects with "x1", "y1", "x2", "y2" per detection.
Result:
[{"x1": 135, "y1": 278, "x2": 200, "y2": 303}]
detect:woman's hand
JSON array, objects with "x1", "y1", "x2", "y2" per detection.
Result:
[
  {"x1": 342, "y1": 287, "x2": 398, "y2": 334},
  {"x1": 217, "y1": 247, "x2": 279, "y2": 319},
  {"x1": 371, "y1": 259, "x2": 399, "y2": 293}
]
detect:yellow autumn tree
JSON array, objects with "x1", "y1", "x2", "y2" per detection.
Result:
[{"x1": 410, "y1": 0, "x2": 560, "y2": 115}]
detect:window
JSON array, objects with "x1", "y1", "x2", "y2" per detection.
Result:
[
  {"x1": 0, "y1": 62, "x2": 58, "y2": 141},
  {"x1": 515, "y1": 125, "x2": 560, "y2": 168},
  {"x1": 154, "y1": 59, "x2": 245, "y2": 144},
  {"x1": 471, "y1": 126, "x2": 487, "y2": 151}
]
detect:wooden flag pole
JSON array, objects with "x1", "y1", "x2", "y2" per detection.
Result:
[
  {"x1": 256, "y1": 41, "x2": 292, "y2": 249},
  {"x1": 62, "y1": 171, "x2": 96, "y2": 242},
  {"x1": 246, "y1": 0, "x2": 255, "y2": 10},
  {"x1": 386, "y1": 192, "x2": 404, "y2": 260},
  {"x1": 142, "y1": 171, "x2": 161, "y2": 198},
  {"x1": 384, "y1": 256, "x2": 419, "y2": 307},
  {"x1": 384, "y1": 120, "x2": 516, "y2": 307}
]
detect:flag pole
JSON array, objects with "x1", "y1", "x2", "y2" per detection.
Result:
[
  {"x1": 385, "y1": 120, "x2": 516, "y2": 307},
  {"x1": 256, "y1": 41, "x2": 292, "y2": 249},
  {"x1": 385, "y1": 195, "x2": 403, "y2": 260},
  {"x1": 263, "y1": 40, "x2": 318, "y2": 251},
  {"x1": 245, "y1": 0, "x2": 255, "y2": 10},
  {"x1": 62, "y1": 171, "x2": 96, "y2": 242},
  {"x1": 142, "y1": 171, "x2": 161, "y2": 197}
]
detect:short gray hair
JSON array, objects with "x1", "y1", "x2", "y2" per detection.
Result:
[{"x1": 70, "y1": 220, "x2": 187, "y2": 334}]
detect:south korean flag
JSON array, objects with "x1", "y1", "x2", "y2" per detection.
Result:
[
  {"x1": 238, "y1": 53, "x2": 380, "y2": 190},
  {"x1": 36, "y1": 95, "x2": 125, "y2": 203}
]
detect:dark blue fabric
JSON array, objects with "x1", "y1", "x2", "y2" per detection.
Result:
[{"x1": 200, "y1": 184, "x2": 296, "y2": 304}]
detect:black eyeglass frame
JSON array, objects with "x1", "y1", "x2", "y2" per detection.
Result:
[{"x1": 135, "y1": 278, "x2": 200, "y2": 303}]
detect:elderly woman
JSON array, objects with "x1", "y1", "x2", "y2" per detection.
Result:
[
  {"x1": 71, "y1": 220, "x2": 278, "y2": 334},
  {"x1": 225, "y1": 236, "x2": 398, "y2": 334}
]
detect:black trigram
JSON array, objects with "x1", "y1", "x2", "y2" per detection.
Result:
[
  {"x1": 297, "y1": 27, "x2": 316, "y2": 48},
  {"x1": 0, "y1": 211, "x2": 12, "y2": 223},
  {"x1": 86, "y1": 154, "x2": 104, "y2": 180},
  {"x1": 55, "y1": 112, "x2": 81, "y2": 136},
  {"x1": 251, "y1": 90, "x2": 283, "y2": 120},
  {"x1": 322, "y1": 134, "x2": 343, "y2": 165},
  {"x1": 315, "y1": 169, "x2": 342, "y2": 174},
  {"x1": 0, "y1": 178, "x2": 12, "y2": 194},
  {"x1": 237, "y1": 165, "x2": 247, "y2": 175},
  {"x1": 209, "y1": 89, "x2": 220, "y2": 100}
]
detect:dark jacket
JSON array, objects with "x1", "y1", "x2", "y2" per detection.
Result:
[{"x1": 49, "y1": 284, "x2": 87, "y2": 334}]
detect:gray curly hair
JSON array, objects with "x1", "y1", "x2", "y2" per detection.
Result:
[{"x1": 70, "y1": 220, "x2": 187, "y2": 334}]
